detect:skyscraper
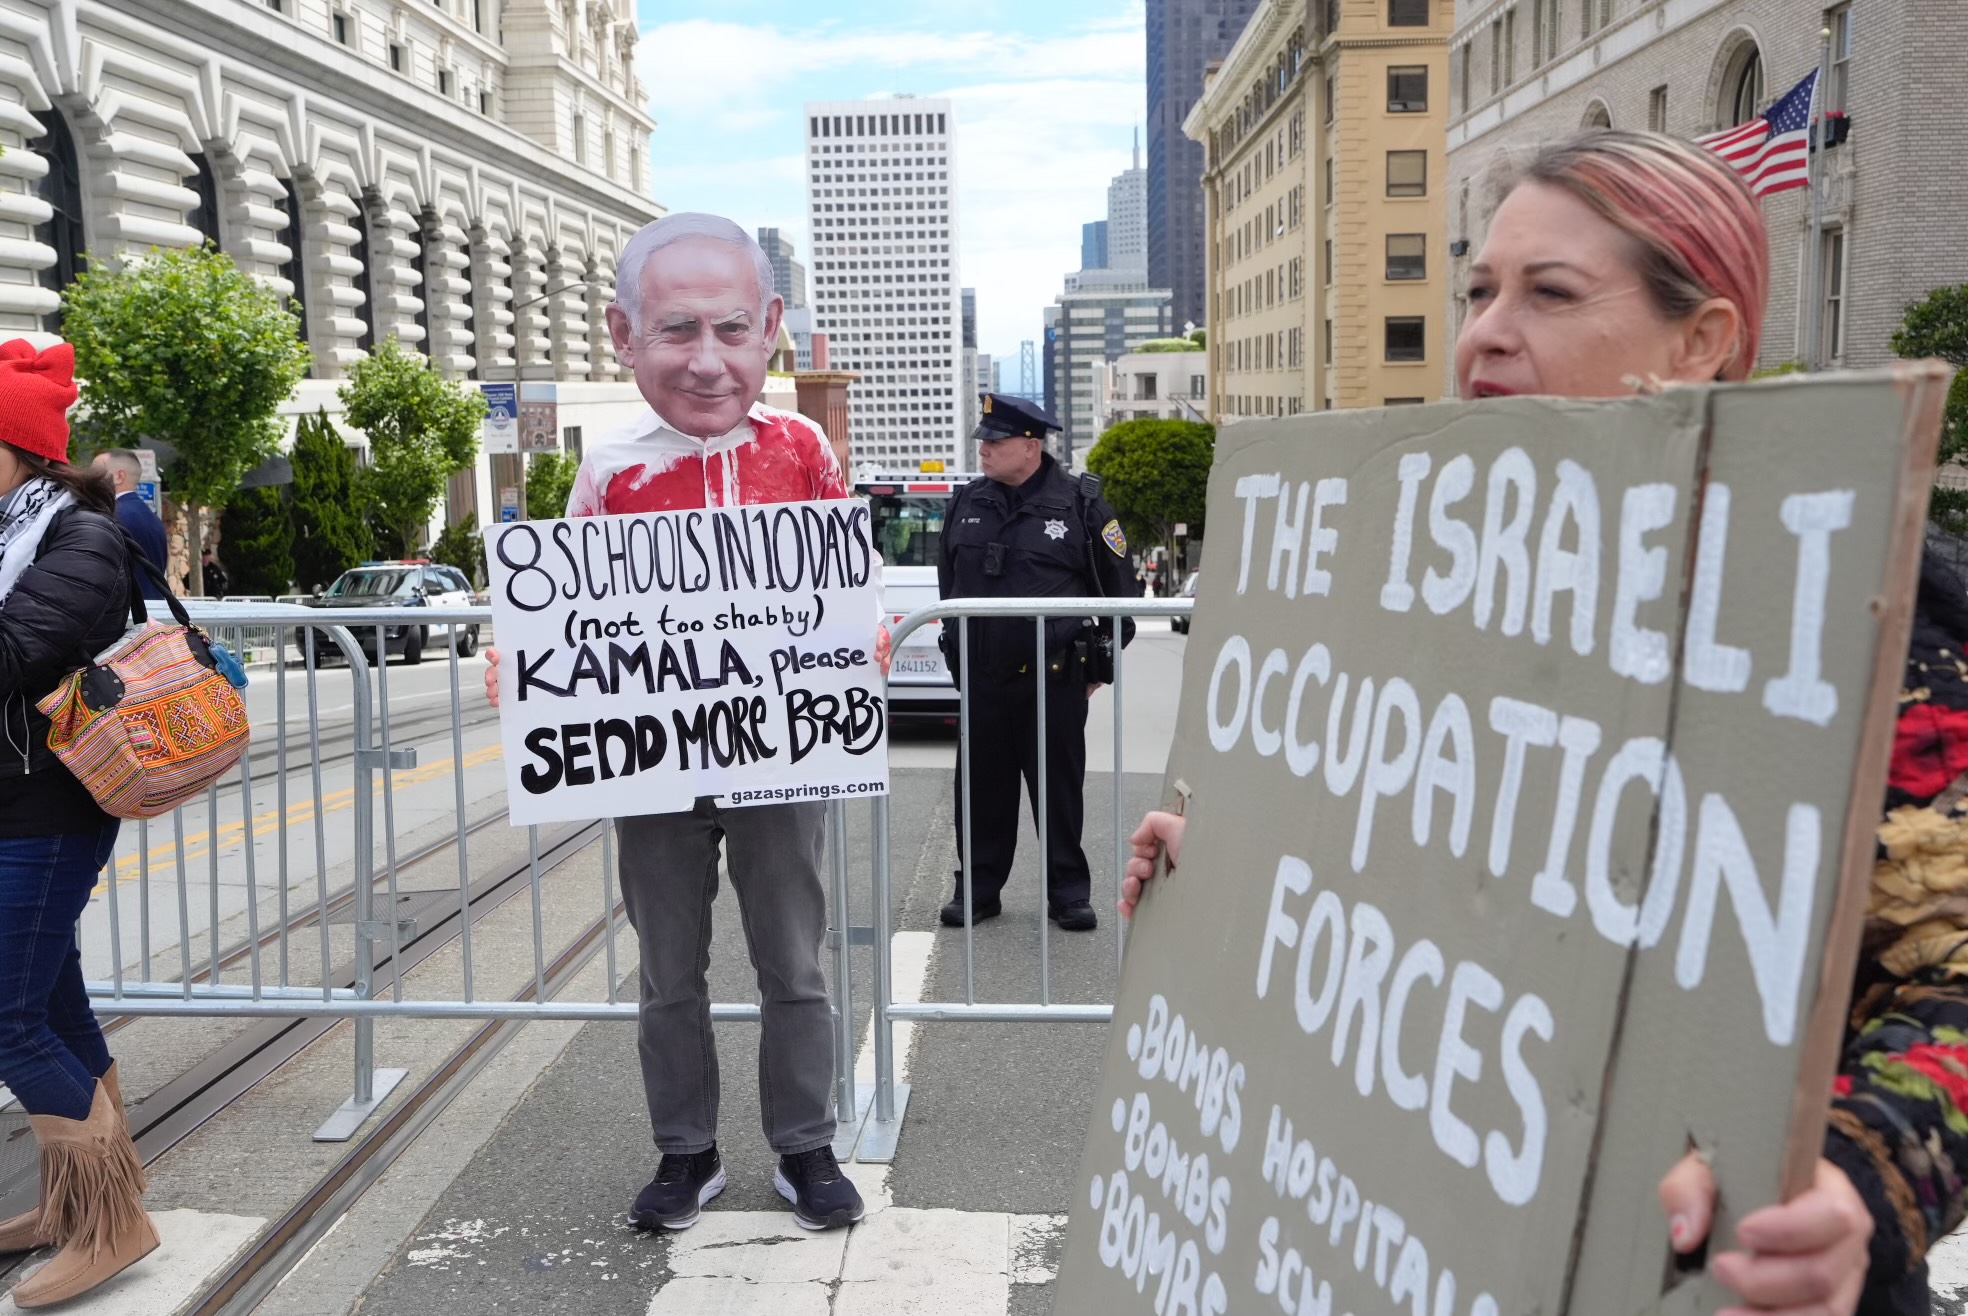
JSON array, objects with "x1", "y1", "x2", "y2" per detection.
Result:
[
  {"x1": 1147, "y1": 0, "x2": 1261, "y2": 329},
  {"x1": 1107, "y1": 134, "x2": 1147, "y2": 274},
  {"x1": 804, "y1": 97, "x2": 962, "y2": 469},
  {"x1": 755, "y1": 226, "x2": 808, "y2": 309}
]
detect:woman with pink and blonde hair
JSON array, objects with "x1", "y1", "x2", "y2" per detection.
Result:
[{"x1": 1126, "y1": 130, "x2": 1966, "y2": 1316}]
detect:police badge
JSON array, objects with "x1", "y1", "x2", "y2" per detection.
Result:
[{"x1": 1100, "y1": 519, "x2": 1127, "y2": 556}]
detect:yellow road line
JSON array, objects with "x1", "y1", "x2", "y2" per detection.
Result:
[{"x1": 95, "y1": 743, "x2": 505, "y2": 894}]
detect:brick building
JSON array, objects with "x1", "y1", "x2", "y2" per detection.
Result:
[{"x1": 1446, "y1": 0, "x2": 1968, "y2": 384}]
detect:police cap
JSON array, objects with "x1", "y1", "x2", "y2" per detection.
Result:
[{"x1": 974, "y1": 393, "x2": 1060, "y2": 442}]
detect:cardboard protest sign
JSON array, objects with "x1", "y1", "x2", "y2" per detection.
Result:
[
  {"x1": 485, "y1": 499, "x2": 889, "y2": 825},
  {"x1": 1055, "y1": 367, "x2": 1950, "y2": 1316}
]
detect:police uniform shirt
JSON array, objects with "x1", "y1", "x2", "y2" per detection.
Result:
[{"x1": 938, "y1": 452, "x2": 1137, "y2": 680}]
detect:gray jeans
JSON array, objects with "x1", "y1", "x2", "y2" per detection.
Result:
[{"x1": 615, "y1": 799, "x2": 836, "y2": 1156}]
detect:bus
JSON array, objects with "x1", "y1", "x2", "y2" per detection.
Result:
[{"x1": 857, "y1": 471, "x2": 978, "y2": 724}]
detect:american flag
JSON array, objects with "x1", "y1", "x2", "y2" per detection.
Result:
[{"x1": 1697, "y1": 70, "x2": 1818, "y2": 198}]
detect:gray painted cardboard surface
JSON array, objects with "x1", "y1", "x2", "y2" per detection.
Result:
[{"x1": 1054, "y1": 371, "x2": 1946, "y2": 1316}]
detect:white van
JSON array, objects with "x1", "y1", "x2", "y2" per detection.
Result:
[{"x1": 858, "y1": 472, "x2": 977, "y2": 725}]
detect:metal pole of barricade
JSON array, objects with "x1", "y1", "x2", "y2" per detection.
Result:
[
  {"x1": 316, "y1": 627, "x2": 406, "y2": 1141},
  {"x1": 276, "y1": 627, "x2": 290, "y2": 989},
  {"x1": 602, "y1": 823, "x2": 619, "y2": 1006},
  {"x1": 448, "y1": 625, "x2": 475, "y2": 1001},
  {"x1": 1035, "y1": 615, "x2": 1050, "y2": 1008},
  {"x1": 872, "y1": 792, "x2": 896, "y2": 1123},
  {"x1": 376, "y1": 627, "x2": 405, "y2": 1005},
  {"x1": 829, "y1": 799, "x2": 854, "y2": 1130},
  {"x1": 1114, "y1": 614, "x2": 1127, "y2": 972},
  {"x1": 138, "y1": 817, "x2": 151, "y2": 984},
  {"x1": 959, "y1": 617, "x2": 975, "y2": 1004}
]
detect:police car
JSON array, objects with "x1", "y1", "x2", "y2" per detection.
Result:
[
  {"x1": 856, "y1": 466, "x2": 974, "y2": 724},
  {"x1": 305, "y1": 559, "x2": 482, "y2": 664}
]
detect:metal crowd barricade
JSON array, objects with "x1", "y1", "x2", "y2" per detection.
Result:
[
  {"x1": 84, "y1": 603, "x2": 870, "y2": 1150},
  {"x1": 858, "y1": 596, "x2": 1193, "y2": 1160}
]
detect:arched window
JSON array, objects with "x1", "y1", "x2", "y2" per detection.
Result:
[
  {"x1": 1582, "y1": 101, "x2": 1612, "y2": 130},
  {"x1": 32, "y1": 108, "x2": 85, "y2": 332},
  {"x1": 1727, "y1": 46, "x2": 1764, "y2": 126},
  {"x1": 279, "y1": 178, "x2": 310, "y2": 351},
  {"x1": 186, "y1": 153, "x2": 223, "y2": 248}
]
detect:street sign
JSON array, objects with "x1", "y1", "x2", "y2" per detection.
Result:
[
  {"x1": 499, "y1": 486, "x2": 519, "y2": 524},
  {"x1": 134, "y1": 448, "x2": 160, "y2": 512},
  {"x1": 482, "y1": 382, "x2": 520, "y2": 455},
  {"x1": 1174, "y1": 522, "x2": 1188, "y2": 536},
  {"x1": 1055, "y1": 367, "x2": 1952, "y2": 1316}
]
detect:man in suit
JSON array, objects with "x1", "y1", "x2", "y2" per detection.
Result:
[{"x1": 91, "y1": 449, "x2": 168, "y2": 598}]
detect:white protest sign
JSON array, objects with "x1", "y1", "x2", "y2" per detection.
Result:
[{"x1": 485, "y1": 500, "x2": 890, "y2": 825}]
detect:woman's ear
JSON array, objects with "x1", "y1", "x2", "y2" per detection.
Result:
[{"x1": 1675, "y1": 296, "x2": 1744, "y2": 383}]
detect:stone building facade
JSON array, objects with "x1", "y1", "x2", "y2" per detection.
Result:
[
  {"x1": 1187, "y1": 0, "x2": 1454, "y2": 421},
  {"x1": 1445, "y1": 0, "x2": 1968, "y2": 383},
  {"x1": 0, "y1": 0, "x2": 662, "y2": 549}
]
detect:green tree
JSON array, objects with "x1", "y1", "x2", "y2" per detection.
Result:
[
  {"x1": 62, "y1": 244, "x2": 311, "y2": 594},
  {"x1": 430, "y1": 512, "x2": 485, "y2": 588},
  {"x1": 525, "y1": 450, "x2": 577, "y2": 520},
  {"x1": 289, "y1": 410, "x2": 372, "y2": 593},
  {"x1": 1892, "y1": 285, "x2": 1968, "y2": 530},
  {"x1": 339, "y1": 338, "x2": 486, "y2": 556},
  {"x1": 1085, "y1": 418, "x2": 1215, "y2": 564},
  {"x1": 220, "y1": 485, "x2": 294, "y2": 596}
]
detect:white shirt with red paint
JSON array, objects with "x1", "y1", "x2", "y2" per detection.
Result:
[{"x1": 564, "y1": 402, "x2": 847, "y2": 518}]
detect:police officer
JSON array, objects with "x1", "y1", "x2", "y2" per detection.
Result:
[{"x1": 937, "y1": 394, "x2": 1136, "y2": 932}]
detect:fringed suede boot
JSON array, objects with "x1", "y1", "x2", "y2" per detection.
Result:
[
  {"x1": 0, "y1": 1062, "x2": 136, "y2": 1255},
  {"x1": 9, "y1": 1078, "x2": 158, "y2": 1307}
]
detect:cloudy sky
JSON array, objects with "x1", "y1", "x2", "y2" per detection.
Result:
[{"x1": 633, "y1": 0, "x2": 1147, "y2": 374}]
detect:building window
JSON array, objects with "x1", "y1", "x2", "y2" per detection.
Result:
[
  {"x1": 1822, "y1": 229, "x2": 1846, "y2": 362},
  {"x1": 1504, "y1": 8, "x2": 1517, "y2": 83},
  {"x1": 1323, "y1": 319, "x2": 1333, "y2": 366},
  {"x1": 1324, "y1": 73, "x2": 1337, "y2": 124},
  {"x1": 1459, "y1": 44, "x2": 1472, "y2": 113},
  {"x1": 1388, "y1": 66, "x2": 1428, "y2": 112},
  {"x1": 1648, "y1": 84, "x2": 1668, "y2": 132},
  {"x1": 389, "y1": 42, "x2": 405, "y2": 73},
  {"x1": 1726, "y1": 45, "x2": 1765, "y2": 126},
  {"x1": 1389, "y1": 0, "x2": 1429, "y2": 25},
  {"x1": 1323, "y1": 238, "x2": 1333, "y2": 284},
  {"x1": 1386, "y1": 150, "x2": 1427, "y2": 197},
  {"x1": 332, "y1": 11, "x2": 349, "y2": 43},
  {"x1": 1324, "y1": 156, "x2": 1334, "y2": 205},
  {"x1": 473, "y1": 0, "x2": 484, "y2": 32},
  {"x1": 279, "y1": 177, "x2": 309, "y2": 351},
  {"x1": 1489, "y1": 20, "x2": 1503, "y2": 94},
  {"x1": 1190, "y1": 374, "x2": 1205, "y2": 397},
  {"x1": 1385, "y1": 317, "x2": 1426, "y2": 362},
  {"x1": 1533, "y1": 0, "x2": 1561, "y2": 66},
  {"x1": 1387, "y1": 397, "x2": 1425, "y2": 405},
  {"x1": 187, "y1": 153, "x2": 223, "y2": 248},
  {"x1": 572, "y1": 112, "x2": 588, "y2": 165},
  {"x1": 1827, "y1": 5, "x2": 1851, "y2": 111},
  {"x1": 32, "y1": 108, "x2": 85, "y2": 334},
  {"x1": 438, "y1": 68, "x2": 452, "y2": 96},
  {"x1": 1386, "y1": 234, "x2": 1427, "y2": 280},
  {"x1": 480, "y1": 90, "x2": 493, "y2": 115},
  {"x1": 1582, "y1": 100, "x2": 1612, "y2": 130}
]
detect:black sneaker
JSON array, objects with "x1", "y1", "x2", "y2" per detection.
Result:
[
  {"x1": 774, "y1": 1147, "x2": 866, "y2": 1231},
  {"x1": 1050, "y1": 901, "x2": 1098, "y2": 932},
  {"x1": 630, "y1": 1146, "x2": 726, "y2": 1230}
]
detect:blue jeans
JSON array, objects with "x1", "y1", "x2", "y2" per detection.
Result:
[{"x1": 0, "y1": 824, "x2": 118, "y2": 1120}]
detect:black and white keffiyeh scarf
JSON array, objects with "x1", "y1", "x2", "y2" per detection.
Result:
[{"x1": 0, "y1": 477, "x2": 74, "y2": 607}]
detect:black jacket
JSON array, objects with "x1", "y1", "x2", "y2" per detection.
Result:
[
  {"x1": 0, "y1": 502, "x2": 133, "y2": 835},
  {"x1": 936, "y1": 454, "x2": 1138, "y2": 681}
]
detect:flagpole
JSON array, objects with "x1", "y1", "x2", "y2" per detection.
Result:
[{"x1": 1802, "y1": 27, "x2": 1832, "y2": 372}]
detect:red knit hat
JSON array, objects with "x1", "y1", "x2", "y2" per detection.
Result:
[{"x1": 0, "y1": 339, "x2": 80, "y2": 464}]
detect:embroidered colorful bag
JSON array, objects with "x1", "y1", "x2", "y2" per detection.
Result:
[{"x1": 35, "y1": 543, "x2": 250, "y2": 819}]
